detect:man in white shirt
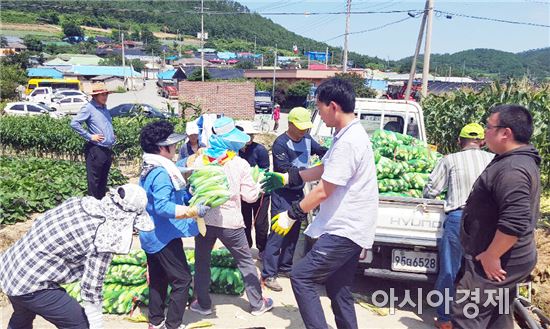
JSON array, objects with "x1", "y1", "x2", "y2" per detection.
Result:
[{"x1": 262, "y1": 78, "x2": 379, "y2": 329}]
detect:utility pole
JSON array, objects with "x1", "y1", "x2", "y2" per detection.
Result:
[
  {"x1": 254, "y1": 36, "x2": 257, "y2": 54},
  {"x1": 121, "y1": 32, "x2": 126, "y2": 87},
  {"x1": 343, "y1": 0, "x2": 351, "y2": 73},
  {"x1": 272, "y1": 44, "x2": 277, "y2": 104},
  {"x1": 421, "y1": 0, "x2": 434, "y2": 98},
  {"x1": 404, "y1": 0, "x2": 429, "y2": 101},
  {"x1": 325, "y1": 47, "x2": 329, "y2": 69},
  {"x1": 200, "y1": 0, "x2": 205, "y2": 82}
]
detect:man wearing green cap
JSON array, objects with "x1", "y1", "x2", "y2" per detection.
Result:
[
  {"x1": 261, "y1": 107, "x2": 327, "y2": 292},
  {"x1": 423, "y1": 123, "x2": 494, "y2": 329}
]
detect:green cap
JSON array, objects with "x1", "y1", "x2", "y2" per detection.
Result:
[
  {"x1": 459, "y1": 123, "x2": 485, "y2": 139},
  {"x1": 288, "y1": 107, "x2": 313, "y2": 130}
]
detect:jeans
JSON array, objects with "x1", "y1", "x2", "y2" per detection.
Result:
[
  {"x1": 434, "y1": 209, "x2": 463, "y2": 322},
  {"x1": 290, "y1": 234, "x2": 362, "y2": 329},
  {"x1": 8, "y1": 288, "x2": 88, "y2": 329},
  {"x1": 261, "y1": 191, "x2": 302, "y2": 278}
]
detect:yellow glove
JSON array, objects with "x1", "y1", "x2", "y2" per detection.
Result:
[{"x1": 271, "y1": 211, "x2": 296, "y2": 237}]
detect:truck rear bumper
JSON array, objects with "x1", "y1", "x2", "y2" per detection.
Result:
[{"x1": 362, "y1": 268, "x2": 435, "y2": 283}]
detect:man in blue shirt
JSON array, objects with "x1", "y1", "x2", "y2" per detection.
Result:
[
  {"x1": 261, "y1": 107, "x2": 327, "y2": 292},
  {"x1": 70, "y1": 83, "x2": 116, "y2": 199}
]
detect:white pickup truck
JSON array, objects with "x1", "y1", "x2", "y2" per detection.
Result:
[{"x1": 308, "y1": 98, "x2": 446, "y2": 282}]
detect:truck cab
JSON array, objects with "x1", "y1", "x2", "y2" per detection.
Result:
[
  {"x1": 25, "y1": 87, "x2": 54, "y2": 104},
  {"x1": 254, "y1": 91, "x2": 273, "y2": 114},
  {"x1": 309, "y1": 98, "x2": 445, "y2": 282}
]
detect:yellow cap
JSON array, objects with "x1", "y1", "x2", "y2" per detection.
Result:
[
  {"x1": 459, "y1": 123, "x2": 485, "y2": 139},
  {"x1": 288, "y1": 107, "x2": 313, "y2": 130}
]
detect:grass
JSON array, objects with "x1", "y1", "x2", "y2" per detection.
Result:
[{"x1": 0, "y1": 29, "x2": 61, "y2": 38}]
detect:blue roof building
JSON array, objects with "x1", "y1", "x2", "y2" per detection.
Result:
[
  {"x1": 69, "y1": 65, "x2": 141, "y2": 77},
  {"x1": 157, "y1": 69, "x2": 177, "y2": 80},
  {"x1": 26, "y1": 68, "x2": 64, "y2": 79}
]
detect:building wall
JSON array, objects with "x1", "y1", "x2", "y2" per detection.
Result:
[{"x1": 179, "y1": 81, "x2": 255, "y2": 119}]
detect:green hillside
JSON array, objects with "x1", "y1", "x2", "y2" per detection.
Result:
[
  {"x1": 0, "y1": 0, "x2": 387, "y2": 68},
  {"x1": 396, "y1": 48, "x2": 550, "y2": 80}
]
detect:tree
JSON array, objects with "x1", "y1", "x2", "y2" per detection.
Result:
[
  {"x1": 130, "y1": 59, "x2": 145, "y2": 72},
  {"x1": 235, "y1": 61, "x2": 256, "y2": 69},
  {"x1": 62, "y1": 21, "x2": 84, "y2": 38},
  {"x1": 335, "y1": 73, "x2": 377, "y2": 98},
  {"x1": 23, "y1": 36, "x2": 43, "y2": 52},
  {"x1": 0, "y1": 63, "x2": 27, "y2": 100},
  {"x1": 187, "y1": 68, "x2": 210, "y2": 81},
  {"x1": 2, "y1": 52, "x2": 31, "y2": 70},
  {"x1": 287, "y1": 80, "x2": 312, "y2": 97}
]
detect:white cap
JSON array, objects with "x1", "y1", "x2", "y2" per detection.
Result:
[
  {"x1": 237, "y1": 121, "x2": 260, "y2": 135},
  {"x1": 186, "y1": 121, "x2": 199, "y2": 135}
]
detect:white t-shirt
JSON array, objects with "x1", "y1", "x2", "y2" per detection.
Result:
[{"x1": 304, "y1": 119, "x2": 379, "y2": 249}]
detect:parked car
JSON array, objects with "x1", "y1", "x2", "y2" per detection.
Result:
[
  {"x1": 49, "y1": 96, "x2": 89, "y2": 115},
  {"x1": 52, "y1": 90, "x2": 89, "y2": 103},
  {"x1": 254, "y1": 91, "x2": 273, "y2": 114},
  {"x1": 3, "y1": 102, "x2": 64, "y2": 118},
  {"x1": 157, "y1": 81, "x2": 179, "y2": 99},
  {"x1": 110, "y1": 103, "x2": 174, "y2": 119}
]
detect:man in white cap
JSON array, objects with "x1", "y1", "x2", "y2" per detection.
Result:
[
  {"x1": 179, "y1": 119, "x2": 205, "y2": 161},
  {"x1": 70, "y1": 83, "x2": 115, "y2": 199},
  {"x1": 0, "y1": 184, "x2": 154, "y2": 329}
]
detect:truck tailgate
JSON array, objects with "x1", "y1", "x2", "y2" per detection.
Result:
[{"x1": 375, "y1": 196, "x2": 445, "y2": 247}]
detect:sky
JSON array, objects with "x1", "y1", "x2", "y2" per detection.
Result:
[{"x1": 237, "y1": 0, "x2": 550, "y2": 59}]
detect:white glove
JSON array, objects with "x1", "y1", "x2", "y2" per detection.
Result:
[{"x1": 83, "y1": 301, "x2": 103, "y2": 329}]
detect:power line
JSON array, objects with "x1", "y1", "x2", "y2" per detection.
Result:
[
  {"x1": 323, "y1": 16, "x2": 413, "y2": 42},
  {"x1": 434, "y1": 10, "x2": 550, "y2": 28}
]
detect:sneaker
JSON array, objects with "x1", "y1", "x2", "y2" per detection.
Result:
[
  {"x1": 251, "y1": 297, "x2": 274, "y2": 316},
  {"x1": 189, "y1": 300, "x2": 213, "y2": 315},
  {"x1": 277, "y1": 271, "x2": 291, "y2": 278},
  {"x1": 263, "y1": 277, "x2": 283, "y2": 292},
  {"x1": 148, "y1": 321, "x2": 166, "y2": 329},
  {"x1": 434, "y1": 319, "x2": 453, "y2": 329}
]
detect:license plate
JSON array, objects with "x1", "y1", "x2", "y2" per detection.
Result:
[
  {"x1": 261, "y1": 106, "x2": 267, "y2": 110},
  {"x1": 391, "y1": 249, "x2": 438, "y2": 273}
]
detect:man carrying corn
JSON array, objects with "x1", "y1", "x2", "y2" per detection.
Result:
[
  {"x1": 423, "y1": 123, "x2": 494, "y2": 329},
  {"x1": 0, "y1": 184, "x2": 154, "y2": 329},
  {"x1": 262, "y1": 78, "x2": 378, "y2": 329}
]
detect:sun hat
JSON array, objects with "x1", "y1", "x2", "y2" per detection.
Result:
[
  {"x1": 459, "y1": 123, "x2": 485, "y2": 139},
  {"x1": 89, "y1": 82, "x2": 111, "y2": 95},
  {"x1": 288, "y1": 107, "x2": 313, "y2": 130},
  {"x1": 88, "y1": 184, "x2": 154, "y2": 254},
  {"x1": 186, "y1": 120, "x2": 200, "y2": 135},
  {"x1": 237, "y1": 121, "x2": 260, "y2": 135},
  {"x1": 212, "y1": 116, "x2": 250, "y2": 144},
  {"x1": 156, "y1": 133, "x2": 187, "y2": 146}
]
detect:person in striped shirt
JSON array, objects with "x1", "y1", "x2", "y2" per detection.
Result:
[{"x1": 423, "y1": 123, "x2": 494, "y2": 329}]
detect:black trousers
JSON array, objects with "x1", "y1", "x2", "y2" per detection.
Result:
[
  {"x1": 451, "y1": 255, "x2": 536, "y2": 329},
  {"x1": 146, "y1": 239, "x2": 192, "y2": 329},
  {"x1": 84, "y1": 143, "x2": 112, "y2": 199},
  {"x1": 241, "y1": 194, "x2": 270, "y2": 252},
  {"x1": 8, "y1": 288, "x2": 88, "y2": 329}
]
